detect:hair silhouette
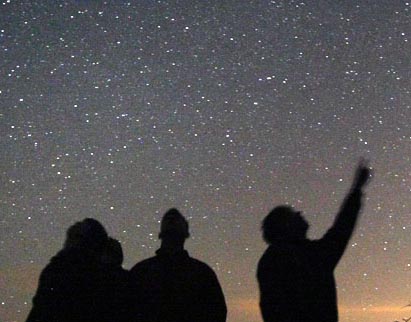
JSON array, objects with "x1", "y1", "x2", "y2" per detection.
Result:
[
  {"x1": 262, "y1": 206, "x2": 308, "y2": 243},
  {"x1": 101, "y1": 237, "x2": 124, "y2": 267},
  {"x1": 64, "y1": 218, "x2": 108, "y2": 252}
]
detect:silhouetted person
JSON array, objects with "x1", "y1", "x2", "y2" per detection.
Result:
[
  {"x1": 97, "y1": 237, "x2": 132, "y2": 322},
  {"x1": 129, "y1": 208, "x2": 227, "y2": 322},
  {"x1": 26, "y1": 218, "x2": 109, "y2": 322},
  {"x1": 257, "y1": 161, "x2": 371, "y2": 322}
]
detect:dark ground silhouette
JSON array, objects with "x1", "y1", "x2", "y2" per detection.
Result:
[
  {"x1": 129, "y1": 208, "x2": 227, "y2": 322},
  {"x1": 257, "y1": 161, "x2": 371, "y2": 322}
]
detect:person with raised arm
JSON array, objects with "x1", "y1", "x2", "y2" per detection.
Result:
[{"x1": 257, "y1": 161, "x2": 371, "y2": 322}]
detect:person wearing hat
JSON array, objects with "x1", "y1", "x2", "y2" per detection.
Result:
[
  {"x1": 129, "y1": 208, "x2": 227, "y2": 322},
  {"x1": 257, "y1": 161, "x2": 371, "y2": 322}
]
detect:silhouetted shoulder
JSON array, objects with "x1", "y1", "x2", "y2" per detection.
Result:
[
  {"x1": 131, "y1": 256, "x2": 155, "y2": 268},
  {"x1": 189, "y1": 257, "x2": 223, "y2": 281},
  {"x1": 130, "y1": 254, "x2": 217, "y2": 276},
  {"x1": 130, "y1": 256, "x2": 158, "y2": 273},
  {"x1": 188, "y1": 256, "x2": 216, "y2": 270}
]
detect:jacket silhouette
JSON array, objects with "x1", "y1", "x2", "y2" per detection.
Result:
[
  {"x1": 26, "y1": 218, "x2": 109, "y2": 322},
  {"x1": 129, "y1": 208, "x2": 227, "y2": 322},
  {"x1": 257, "y1": 162, "x2": 371, "y2": 322},
  {"x1": 97, "y1": 237, "x2": 132, "y2": 322}
]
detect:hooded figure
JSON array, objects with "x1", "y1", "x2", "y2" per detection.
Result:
[{"x1": 26, "y1": 218, "x2": 109, "y2": 322}]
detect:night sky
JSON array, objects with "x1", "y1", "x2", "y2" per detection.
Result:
[{"x1": 1, "y1": 1, "x2": 411, "y2": 321}]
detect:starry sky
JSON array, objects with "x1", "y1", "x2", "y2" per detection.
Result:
[{"x1": 1, "y1": 1, "x2": 411, "y2": 321}]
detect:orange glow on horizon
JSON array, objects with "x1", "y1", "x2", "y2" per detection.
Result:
[{"x1": 227, "y1": 297, "x2": 409, "y2": 322}]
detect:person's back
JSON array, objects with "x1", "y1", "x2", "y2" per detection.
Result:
[
  {"x1": 97, "y1": 237, "x2": 132, "y2": 322},
  {"x1": 129, "y1": 208, "x2": 227, "y2": 322},
  {"x1": 257, "y1": 162, "x2": 371, "y2": 322},
  {"x1": 131, "y1": 248, "x2": 225, "y2": 322},
  {"x1": 258, "y1": 239, "x2": 339, "y2": 322}
]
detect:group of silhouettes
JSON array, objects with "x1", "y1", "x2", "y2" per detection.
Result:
[{"x1": 26, "y1": 161, "x2": 371, "y2": 322}]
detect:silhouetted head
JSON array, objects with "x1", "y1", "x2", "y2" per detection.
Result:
[
  {"x1": 262, "y1": 206, "x2": 309, "y2": 244},
  {"x1": 101, "y1": 237, "x2": 123, "y2": 267},
  {"x1": 64, "y1": 218, "x2": 108, "y2": 253},
  {"x1": 159, "y1": 208, "x2": 190, "y2": 241}
]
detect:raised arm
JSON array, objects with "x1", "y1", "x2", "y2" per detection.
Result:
[{"x1": 320, "y1": 160, "x2": 372, "y2": 267}]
